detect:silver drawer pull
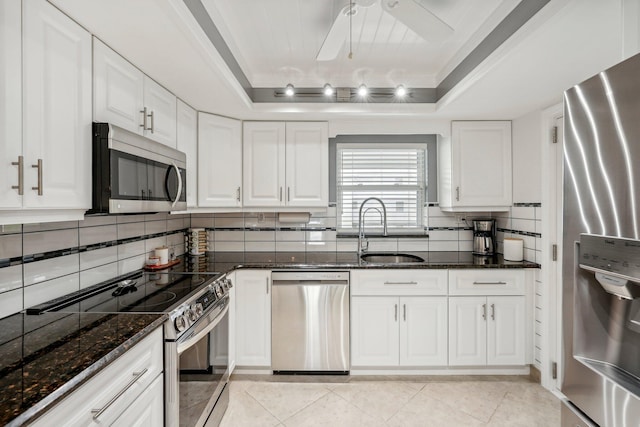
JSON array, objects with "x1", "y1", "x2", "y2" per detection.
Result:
[
  {"x1": 140, "y1": 107, "x2": 148, "y2": 129},
  {"x1": 91, "y1": 368, "x2": 148, "y2": 419},
  {"x1": 473, "y1": 281, "x2": 507, "y2": 285},
  {"x1": 384, "y1": 281, "x2": 418, "y2": 285}
]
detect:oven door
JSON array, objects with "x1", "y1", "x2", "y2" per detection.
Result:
[{"x1": 166, "y1": 296, "x2": 229, "y2": 427}]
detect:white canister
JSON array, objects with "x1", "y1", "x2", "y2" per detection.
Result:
[
  {"x1": 503, "y1": 238, "x2": 524, "y2": 261},
  {"x1": 155, "y1": 246, "x2": 169, "y2": 265}
]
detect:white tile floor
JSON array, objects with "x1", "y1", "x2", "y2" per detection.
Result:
[{"x1": 220, "y1": 376, "x2": 561, "y2": 427}]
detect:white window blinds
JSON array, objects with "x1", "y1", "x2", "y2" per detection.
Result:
[{"x1": 337, "y1": 143, "x2": 427, "y2": 233}]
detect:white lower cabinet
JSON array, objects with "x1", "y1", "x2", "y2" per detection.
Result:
[
  {"x1": 234, "y1": 270, "x2": 271, "y2": 367},
  {"x1": 31, "y1": 327, "x2": 164, "y2": 426},
  {"x1": 351, "y1": 296, "x2": 447, "y2": 367},
  {"x1": 112, "y1": 374, "x2": 164, "y2": 426},
  {"x1": 448, "y1": 296, "x2": 525, "y2": 366}
]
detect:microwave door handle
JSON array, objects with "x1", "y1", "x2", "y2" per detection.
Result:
[{"x1": 170, "y1": 162, "x2": 182, "y2": 207}]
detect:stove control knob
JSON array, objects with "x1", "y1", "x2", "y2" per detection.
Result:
[
  {"x1": 174, "y1": 315, "x2": 187, "y2": 332},
  {"x1": 193, "y1": 303, "x2": 203, "y2": 317},
  {"x1": 186, "y1": 308, "x2": 197, "y2": 322},
  {"x1": 225, "y1": 278, "x2": 233, "y2": 289},
  {"x1": 216, "y1": 284, "x2": 224, "y2": 297}
]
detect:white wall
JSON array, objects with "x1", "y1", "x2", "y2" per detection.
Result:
[{"x1": 512, "y1": 110, "x2": 543, "y2": 203}]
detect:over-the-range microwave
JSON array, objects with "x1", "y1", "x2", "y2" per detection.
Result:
[{"x1": 89, "y1": 122, "x2": 187, "y2": 214}]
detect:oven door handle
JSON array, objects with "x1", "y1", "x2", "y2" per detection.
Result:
[{"x1": 176, "y1": 298, "x2": 229, "y2": 355}]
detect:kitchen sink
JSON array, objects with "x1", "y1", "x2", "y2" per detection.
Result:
[{"x1": 360, "y1": 253, "x2": 425, "y2": 264}]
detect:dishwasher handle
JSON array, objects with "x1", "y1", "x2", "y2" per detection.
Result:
[{"x1": 271, "y1": 280, "x2": 349, "y2": 286}]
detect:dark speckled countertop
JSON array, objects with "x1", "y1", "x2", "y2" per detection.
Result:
[
  {"x1": 0, "y1": 311, "x2": 165, "y2": 426},
  {"x1": 1, "y1": 250, "x2": 536, "y2": 425},
  {"x1": 182, "y1": 251, "x2": 539, "y2": 273}
]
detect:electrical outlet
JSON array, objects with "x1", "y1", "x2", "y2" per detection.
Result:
[
  {"x1": 455, "y1": 214, "x2": 466, "y2": 223},
  {"x1": 258, "y1": 213, "x2": 265, "y2": 223}
]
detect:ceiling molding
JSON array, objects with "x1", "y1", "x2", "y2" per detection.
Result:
[{"x1": 184, "y1": 0, "x2": 551, "y2": 104}]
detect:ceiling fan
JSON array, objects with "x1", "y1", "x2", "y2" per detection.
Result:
[{"x1": 317, "y1": 0, "x2": 454, "y2": 61}]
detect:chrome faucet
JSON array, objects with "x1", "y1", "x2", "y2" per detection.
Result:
[{"x1": 358, "y1": 197, "x2": 388, "y2": 256}]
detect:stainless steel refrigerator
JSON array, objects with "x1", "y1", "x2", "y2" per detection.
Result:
[{"x1": 562, "y1": 53, "x2": 640, "y2": 426}]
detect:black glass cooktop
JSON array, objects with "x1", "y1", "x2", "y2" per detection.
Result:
[{"x1": 27, "y1": 270, "x2": 221, "y2": 315}]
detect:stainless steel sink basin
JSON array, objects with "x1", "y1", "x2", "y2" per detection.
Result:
[{"x1": 360, "y1": 253, "x2": 425, "y2": 264}]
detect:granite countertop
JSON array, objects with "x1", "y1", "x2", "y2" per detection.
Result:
[
  {"x1": 0, "y1": 311, "x2": 166, "y2": 426},
  {"x1": 0, "y1": 250, "x2": 536, "y2": 424},
  {"x1": 180, "y1": 251, "x2": 539, "y2": 273}
]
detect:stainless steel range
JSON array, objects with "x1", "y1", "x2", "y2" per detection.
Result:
[{"x1": 27, "y1": 267, "x2": 232, "y2": 427}]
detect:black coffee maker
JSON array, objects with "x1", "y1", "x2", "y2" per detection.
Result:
[{"x1": 472, "y1": 219, "x2": 496, "y2": 256}]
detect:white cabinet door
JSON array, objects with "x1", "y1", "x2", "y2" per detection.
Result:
[
  {"x1": 243, "y1": 122, "x2": 285, "y2": 207},
  {"x1": 112, "y1": 375, "x2": 164, "y2": 427},
  {"x1": 22, "y1": 0, "x2": 91, "y2": 209},
  {"x1": 487, "y1": 296, "x2": 525, "y2": 365},
  {"x1": 448, "y1": 297, "x2": 487, "y2": 366},
  {"x1": 0, "y1": 0, "x2": 22, "y2": 209},
  {"x1": 176, "y1": 100, "x2": 198, "y2": 207},
  {"x1": 400, "y1": 297, "x2": 448, "y2": 366},
  {"x1": 235, "y1": 270, "x2": 271, "y2": 366},
  {"x1": 143, "y1": 76, "x2": 177, "y2": 147},
  {"x1": 451, "y1": 121, "x2": 512, "y2": 209},
  {"x1": 93, "y1": 37, "x2": 144, "y2": 135},
  {"x1": 198, "y1": 113, "x2": 242, "y2": 207},
  {"x1": 351, "y1": 296, "x2": 399, "y2": 367},
  {"x1": 285, "y1": 122, "x2": 328, "y2": 207}
]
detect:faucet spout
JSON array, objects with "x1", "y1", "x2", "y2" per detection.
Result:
[{"x1": 358, "y1": 197, "x2": 388, "y2": 257}]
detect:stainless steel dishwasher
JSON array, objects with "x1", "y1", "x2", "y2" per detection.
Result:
[{"x1": 271, "y1": 271, "x2": 350, "y2": 374}]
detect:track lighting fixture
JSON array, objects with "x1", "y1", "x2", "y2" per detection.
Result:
[
  {"x1": 323, "y1": 84, "x2": 334, "y2": 96},
  {"x1": 285, "y1": 83, "x2": 295, "y2": 96}
]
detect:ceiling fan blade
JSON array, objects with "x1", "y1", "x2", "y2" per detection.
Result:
[
  {"x1": 381, "y1": 0, "x2": 453, "y2": 41},
  {"x1": 316, "y1": 6, "x2": 351, "y2": 61}
]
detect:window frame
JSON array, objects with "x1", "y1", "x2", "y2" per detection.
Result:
[{"x1": 336, "y1": 142, "x2": 428, "y2": 235}]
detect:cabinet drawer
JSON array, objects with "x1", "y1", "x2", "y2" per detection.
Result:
[
  {"x1": 351, "y1": 270, "x2": 448, "y2": 296},
  {"x1": 32, "y1": 327, "x2": 163, "y2": 426},
  {"x1": 448, "y1": 269, "x2": 525, "y2": 295}
]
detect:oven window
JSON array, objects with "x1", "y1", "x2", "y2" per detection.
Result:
[{"x1": 178, "y1": 310, "x2": 228, "y2": 427}]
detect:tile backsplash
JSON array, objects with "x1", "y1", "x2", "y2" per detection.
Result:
[
  {"x1": 0, "y1": 213, "x2": 189, "y2": 318},
  {"x1": 0, "y1": 203, "x2": 542, "y2": 320}
]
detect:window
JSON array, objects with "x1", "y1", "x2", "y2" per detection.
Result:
[{"x1": 336, "y1": 143, "x2": 427, "y2": 233}]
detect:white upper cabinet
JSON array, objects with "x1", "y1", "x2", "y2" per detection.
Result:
[
  {"x1": 93, "y1": 38, "x2": 177, "y2": 148},
  {"x1": 243, "y1": 122, "x2": 286, "y2": 207},
  {"x1": 198, "y1": 112, "x2": 242, "y2": 207},
  {"x1": 285, "y1": 122, "x2": 329, "y2": 207},
  {"x1": 143, "y1": 77, "x2": 177, "y2": 148},
  {"x1": 0, "y1": 0, "x2": 22, "y2": 209},
  {"x1": 439, "y1": 121, "x2": 512, "y2": 212},
  {"x1": 176, "y1": 100, "x2": 198, "y2": 207},
  {"x1": 243, "y1": 122, "x2": 328, "y2": 208},
  {"x1": 93, "y1": 38, "x2": 144, "y2": 135},
  {"x1": 21, "y1": 0, "x2": 92, "y2": 210}
]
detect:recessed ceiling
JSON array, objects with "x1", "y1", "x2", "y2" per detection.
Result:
[{"x1": 200, "y1": 0, "x2": 518, "y2": 88}]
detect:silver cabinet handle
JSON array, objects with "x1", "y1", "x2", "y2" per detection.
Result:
[
  {"x1": 279, "y1": 187, "x2": 283, "y2": 202},
  {"x1": 384, "y1": 281, "x2": 418, "y2": 285},
  {"x1": 11, "y1": 156, "x2": 23, "y2": 195},
  {"x1": 287, "y1": 187, "x2": 290, "y2": 202},
  {"x1": 91, "y1": 368, "x2": 148, "y2": 419},
  {"x1": 473, "y1": 281, "x2": 507, "y2": 285},
  {"x1": 236, "y1": 187, "x2": 241, "y2": 202},
  {"x1": 394, "y1": 304, "x2": 398, "y2": 321},
  {"x1": 140, "y1": 106, "x2": 148, "y2": 129},
  {"x1": 141, "y1": 189, "x2": 146, "y2": 199},
  {"x1": 148, "y1": 110, "x2": 155, "y2": 133},
  {"x1": 482, "y1": 303, "x2": 487, "y2": 320},
  {"x1": 31, "y1": 159, "x2": 43, "y2": 195},
  {"x1": 403, "y1": 304, "x2": 406, "y2": 321},
  {"x1": 266, "y1": 277, "x2": 269, "y2": 294},
  {"x1": 456, "y1": 186, "x2": 460, "y2": 201},
  {"x1": 491, "y1": 303, "x2": 495, "y2": 320}
]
